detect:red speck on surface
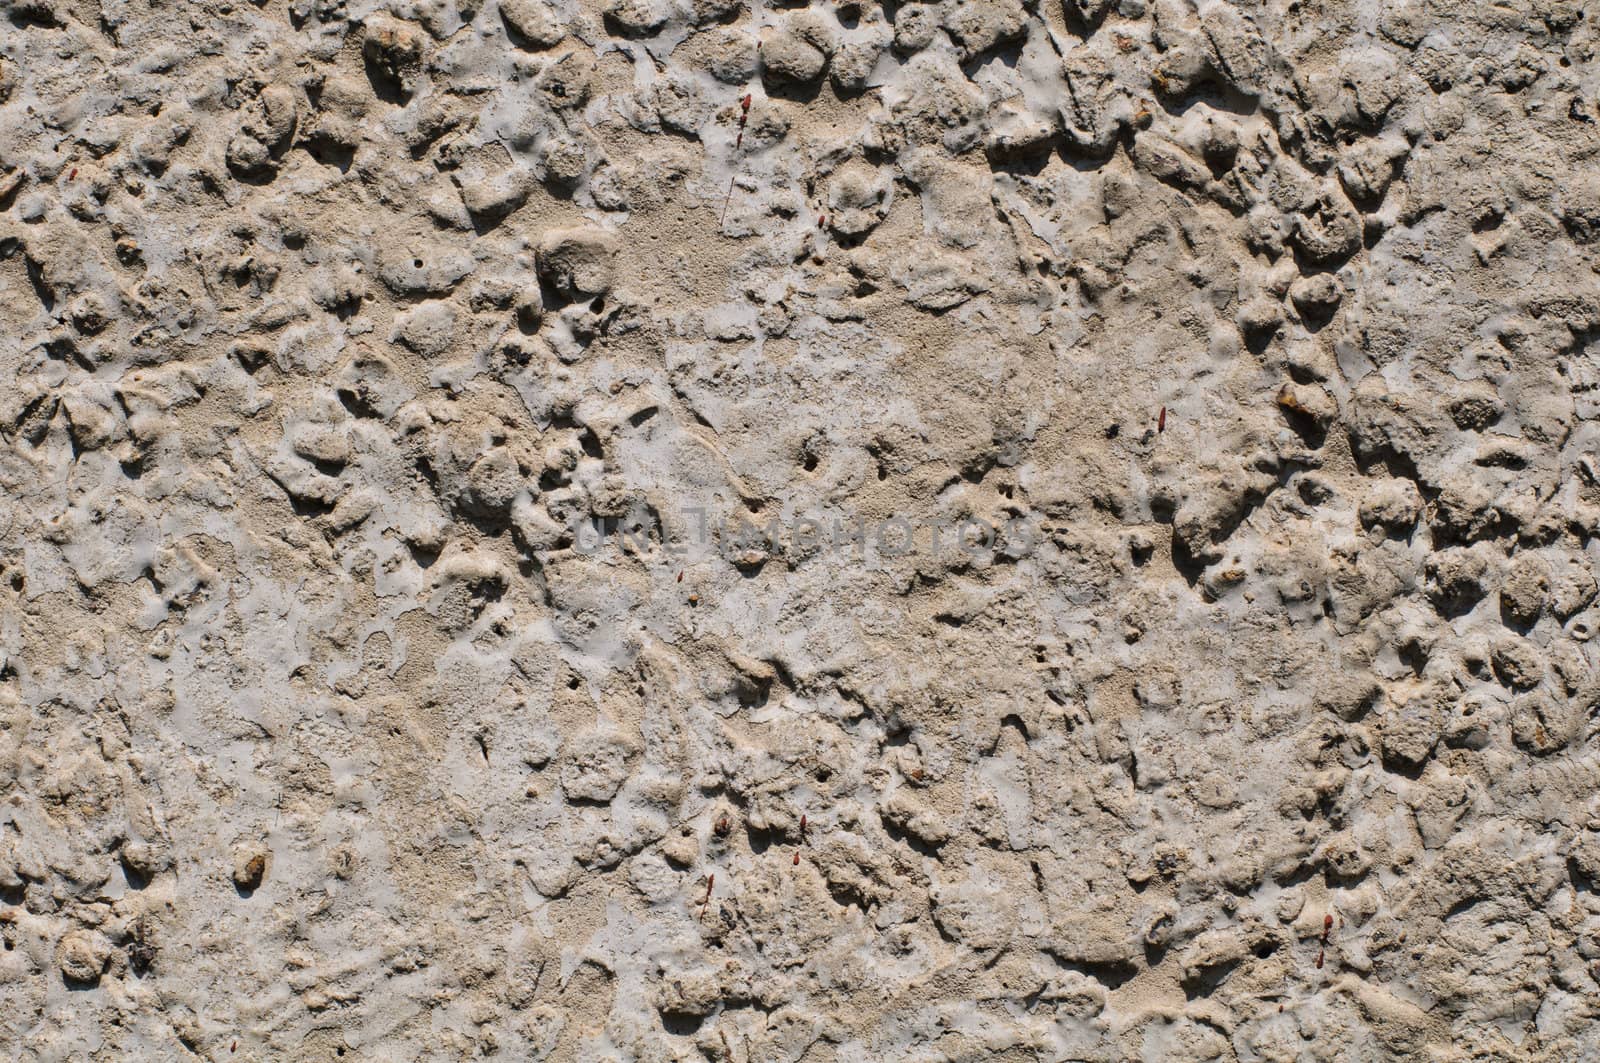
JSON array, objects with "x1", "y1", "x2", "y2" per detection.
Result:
[
  {"x1": 792, "y1": 851, "x2": 799, "y2": 866},
  {"x1": 725, "y1": 89, "x2": 754, "y2": 220},
  {"x1": 1158, "y1": 406, "x2": 1167, "y2": 433},
  {"x1": 68, "y1": 168, "x2": 78, "y2": 180}
]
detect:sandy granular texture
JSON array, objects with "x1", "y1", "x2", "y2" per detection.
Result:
[{"x1": 2, "y1": 0, "x2": 1600, "y2": 1058}]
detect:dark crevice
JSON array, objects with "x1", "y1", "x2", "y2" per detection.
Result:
[
  {"x1": 659, "y1": 1010, "x2": 706, "y2": 1037},
  {"x1": 1181, "y1": 957, "x2": 1241, "y2": 1000},
  {"x1": 1046, "y1": 952, "x2": 1139, "y2": 991},
  {"x1": 879, "y1": 813, "x2": 941, "y2": 858}
]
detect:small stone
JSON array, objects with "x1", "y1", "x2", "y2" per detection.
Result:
[
  {"x1": 603, "y1": 0, "x2": 666, "y2": 36},
  {"x1": 762, "y1": 29, "x2": 827, "y2": 87},
  {"x1": 1290, "y1": 190, "x2": 1362, "y2": 264},
  {"x1": 1551, "y1": 561, "x2": 1598, "y2": 620},
  {"x1": 120, "y1": 839, "x2": 169, "y2": 881},
  {"x1": 541, "y1": 137, "x2": 589, "y2": 190},
  {"x1": 1380, "y1": 695, "x2": 1440, "y2": 771},
  {"x1": 559, "y1": 728, "x2": 636, "y2": 803},
  {"x1": 984, "y1": 103, "x2": 1057, "y2": 162},
  {"x1": 537, "y1": 227, "x2": 619, "y2": 298},
  {"x1": 535, "y1": 49, "x2": 593, "y2": 111},
  {"x1": 893, "y1": 4, "x2": 940, "y2": 54},
  {"x1": 57, "y1": 930, "x2": 111, "y2": 984},
  {"x1": 831, "y1": 41, "x2": 882, "y2": 95},
  {"x1": 943, "y1": 0, "x2": 1026, "y2": 59},
  {"x1": 258, "y1": 84, "x2": 299, "y2": 150},
  {"x1": 226, "y1": 131, "x2": 274, "y2": 178},
  {"x1": 1289, "y1": 272, "x2": 1342, "y2": 318},
  {"x1": 1409, "y1": 770, "x2": 1472, "y2": 848},
  {"x1": 500, "y1": 0, "x2": 565, "y2": 48},
  {"x1": 1491, "y1": 636, "x2": 1544, "y2": 691},
  {"x1": 1237, "y1": 297, "x2": 1284, "y2": 342},
  {"x1": 1276, "y1": 382, "x2": 1337, "y2": 430},
  {"x1": 515, "y1": 286, "x2": 545, "y2": 332},
  {"x1": 1358, "y1": 479, "x2": 1421, "y2": 535},
  {"x1": 234, "y1": 851, "x2": 268, "y2": 891},
  {"x1": 1447, "y1": 385, "x2": 1504, "y2": 431},
  {"x1": 1442, "y1": 694, "x2": 1497, "y2": 750},
  {"x1": 363, "y1": 15, "x2": 426, "y2": 99},
  {"x1": 661, "y1": 830, "x2": 698, "y2": 867},
  {"x1": 1510, "y1": 692, "x2": 1576, "y2": 755},
  {"x1": 461, "y1": 447, "x2": 526, "y2": 517},
  {"x1": 459, "y1": 168, "x2": 533, "y2": 225},
  {"x1": 1322, "y1": 831, "x2": 1372, "y2": 879},
  {"x1": 825, "y1": 163, "x2": 893, "y2": 238},
  {"x1": 1424, "y1": 546, "x2": 1490, "y2": 612},
  {"x1": 393, "y1": 302, "x2": 459, "y2": 357},
  {"x1": 291, "y1": 426, "x2": 351, "y2": 467},
  {"x1": 1315, "y1": 676, "x2": 1382, "y2": 722},
  {"x1": 1500, "y1": 554, "x2": 1549, "y2": 627}
]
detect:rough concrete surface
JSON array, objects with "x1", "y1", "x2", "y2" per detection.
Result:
[{"x1": 2, "y1": 0, "x2": 1600, "y2": 1058}]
